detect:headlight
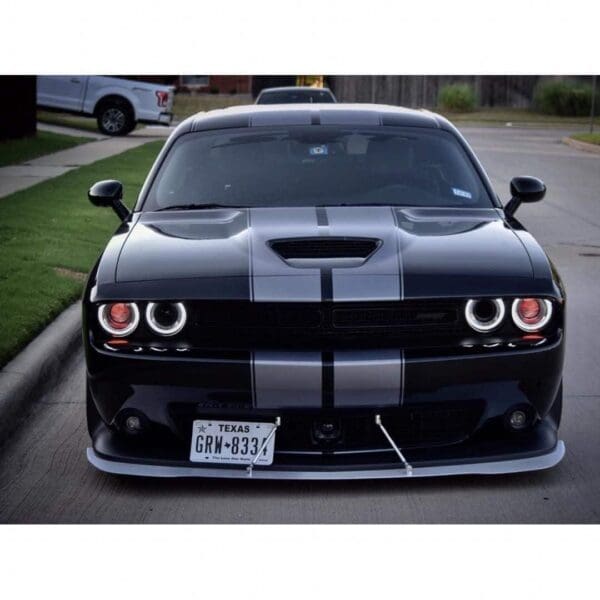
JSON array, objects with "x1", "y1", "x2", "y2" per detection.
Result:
[
  {"x1": 98, "y1": 302, "x2": 140, "y2": 337},
  {"x1": 146, "y1": 302, "x2": 187, "y2": 336},
  {"x1": 464, "y1": 298, "x2": 505, "y2": 333},
  {"x1": 511, "y1": 298, "x2": 553, "y2": 332}
]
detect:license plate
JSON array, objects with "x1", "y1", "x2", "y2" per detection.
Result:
[{"x1": 189, "y1": 419, "x2": 275, "y2": 465}]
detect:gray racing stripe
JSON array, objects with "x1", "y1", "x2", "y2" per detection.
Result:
[
  {"x1": 326, "y1": 206, "x2": 402, "y2": 301},
  {"x1": 334, "y1": 349, "x2": 404, "y2": 407},
  {"x1": 252, "y1": 351, "x2": 323, "y2": 409},
  {"x1": 249, "y1": 207, "x2": 322, "y2": 302}
]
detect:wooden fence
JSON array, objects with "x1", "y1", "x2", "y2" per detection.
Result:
[{"x1": 327, "y1": 75, "x2": 592, "y2": 109}]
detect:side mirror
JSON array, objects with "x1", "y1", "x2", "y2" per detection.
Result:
[
  {"x1": 88, "y1": 180, "x2": 130, "y2": 221},
  {"x1": 504, "y1": 176, "x2": 546, "y2": 218}
]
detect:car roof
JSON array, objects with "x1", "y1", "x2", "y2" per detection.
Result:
[{"x1": 180, "y1": 103, "x2": 450, "y2": 134}]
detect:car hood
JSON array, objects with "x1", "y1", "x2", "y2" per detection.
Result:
[{"x1": 107, "y1": 206, "x2": 546, "y2": 301}]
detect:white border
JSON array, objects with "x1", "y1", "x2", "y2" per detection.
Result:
[
  {"x1": 0, "y1": 523, "x2": 597, "y2": 600},
  {"x1": 3, "y1": 0, "x2": 600, "y2": 73}
]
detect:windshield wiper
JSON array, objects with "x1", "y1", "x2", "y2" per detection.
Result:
[{"x1": 155, "y1": 203, "x2": 246, "y2": 211}]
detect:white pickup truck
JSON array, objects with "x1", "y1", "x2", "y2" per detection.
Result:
[{"x1": 37, "y1": 76, "x2": 175, "y2": 136}]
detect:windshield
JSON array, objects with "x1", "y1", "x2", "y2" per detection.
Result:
[
  {"x1": 257, "y1": 89, "x2": 335, "y2": 104},
  {"x1": 143, "y1": 126, "x2": 494, "y2": 211}
]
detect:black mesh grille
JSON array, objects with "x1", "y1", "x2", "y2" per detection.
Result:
[
  {"x1": 188, "y1": 300, "x2": 464, "y2": 350},
  {"x1": 332, "y1": 306, "x2": 457, "y2": 328},
  {"x1": 270, "y1": 237, "x2": 379, "y2": 259}
]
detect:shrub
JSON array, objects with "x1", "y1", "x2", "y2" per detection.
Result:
[
  {"x1": 437, "y1": 84, "x2": 477, "y2": 112},
  {"x1": 533, "y1": 80, "x2": 592, "y2": 116}
]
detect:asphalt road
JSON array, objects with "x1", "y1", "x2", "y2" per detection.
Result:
[{"x1": 1, "y1": 126, "x2": 599, "y2": 523}]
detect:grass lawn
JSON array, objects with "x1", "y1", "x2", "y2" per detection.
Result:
[
  {"x1": 0, "y1": 140, "x2": 164, "y2": 367},
  {"x1": 0, "y1": 130, "x2": 92, "y2": 167},
  {"x1": 571, "y1": 132, "x2": 600, "y2": 145},
  {"x1": 173, "y1": 93, "x2": 252, "y2": 121},
  {"x1": 37, "y1": 110, "x2": 104, "y2": 134}
]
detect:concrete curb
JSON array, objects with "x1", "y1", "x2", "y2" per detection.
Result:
[
  {"x1": 562, "y1": 137, "x2": 600, "y2": 155},
  {"x1": 0, "y1": 302, "x2": 82, "y2": 443}
]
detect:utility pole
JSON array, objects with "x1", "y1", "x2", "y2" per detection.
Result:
[{"x1": 591, "y1": 75, "x2": 597, "y2": 134}]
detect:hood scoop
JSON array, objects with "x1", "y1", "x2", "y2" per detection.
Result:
[{"x1": 269, "y1": 237, "x2": 381, "y2": 268}]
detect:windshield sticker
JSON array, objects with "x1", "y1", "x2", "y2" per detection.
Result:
[
  {"x1": 452, "y1": 187, "x2": 472, "y2": 199},
  {"x1": 309, "y1": 145, "x2": 328, "y2": 156}
]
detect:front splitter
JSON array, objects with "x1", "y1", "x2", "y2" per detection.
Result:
[{"x1": 87, "y1": 441, "x2": 565, "y2": 480}]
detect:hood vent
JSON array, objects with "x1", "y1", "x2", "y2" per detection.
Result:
[{"x1": 269, "y1": 237, "x2": 381, "y2": 268}]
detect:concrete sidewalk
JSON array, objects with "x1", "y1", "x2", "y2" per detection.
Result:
[
  {"x1": 37, "y1": 122, "x2": 106, "y2": 140},
  {"x1": 0, "y1": 135, "x2": 162, "y2": 199}
]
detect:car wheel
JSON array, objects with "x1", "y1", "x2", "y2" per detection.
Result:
[{"x1": 96, "y1": 101, "x2": 135, "y2": 136}]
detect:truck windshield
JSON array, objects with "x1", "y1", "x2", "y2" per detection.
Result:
[{"x1": 143, "y1": 126, "x2": 494, "y2": 211}]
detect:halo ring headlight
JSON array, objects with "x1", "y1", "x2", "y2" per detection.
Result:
[
  {"x1": 98, "y1": 302, "x2": 140, "y2": 337},
  {"x1": 511, "y1": 298, "x2": 553, "y2": 332},
  {"x1": 465, "y1": 298, "x2": 505, "y2": 333},
  {"x1": 146, "y1": 302, "x2": 187, "y2": 336}
]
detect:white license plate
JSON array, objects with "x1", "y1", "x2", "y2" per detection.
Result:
[{"x1": 189, "y1": 419, "x2": 276, "y2": 465}]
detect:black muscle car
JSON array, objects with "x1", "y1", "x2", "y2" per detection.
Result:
[{"x1": 84, "y1": 104, "x2": 565, "y2": 479}]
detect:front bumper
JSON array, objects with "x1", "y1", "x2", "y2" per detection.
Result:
[
  {"x1": 87, "y1": 415, "x2": 565, "y2": 479},
  {"x1": 157, "y1": 112, "x2": 173, "y2": 125},
  {"x1": 85, "y1": 330, "x2": 565, "y2": 480},
  {"x1": 88, "y1": 442, "x2": 565, "y2": 480}
]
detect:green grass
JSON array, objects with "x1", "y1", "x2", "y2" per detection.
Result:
[
  {"x1": 37, "y1": 110, "x2": 103, "y2": 134},
  {"x1": 571, "y1": 132, "x2": 600, "y2": 145},
  {"x1": 0, "y1": 130, "x2": 92, "y2": 167},
  {"x1": 0, "y1": 140, "x2": 164, "y2": 367},
  {"x1": 437, "y1": 107, "x2": 600, "y2": 127},
  {"x1": 173, "y1": 93, "x2": 252, "y2": 121}
]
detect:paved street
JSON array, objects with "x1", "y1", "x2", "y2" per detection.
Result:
[{"x1": 0, "y1": 125, "x2": 599, "y2": 523}]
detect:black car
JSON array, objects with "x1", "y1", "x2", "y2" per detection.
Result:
[
  {"x1": 84, "y1": 104, "x2": 565, "y2": 479},
  {"x1": 255, "y1": 86, "x2": 337, "y2": 104}
]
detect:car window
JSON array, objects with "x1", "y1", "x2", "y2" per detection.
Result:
[
  {"x1": 257, "y1": 90, "x2": 335, "y2": 104},
  {"x1": 143, "y1": 126, "x2": 494, "y2": 210}
]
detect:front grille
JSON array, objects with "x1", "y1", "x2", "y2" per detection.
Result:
[
  {"x1": 198, "y1": 300, "x2": 459, "y2": 330},
  {"x1": 190, "y1": 300, "x2": 463, "y2": 350},
  {"x1": 332, "y1": 306, "x2": 457, "y2": 328},
  {"x1": 270, "y1": 237, "x2": 380, "y2": 259}
]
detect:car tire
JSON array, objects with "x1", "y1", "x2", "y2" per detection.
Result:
[{"x1": 96, "y1": 100, "x2": 135, "y2": 136}]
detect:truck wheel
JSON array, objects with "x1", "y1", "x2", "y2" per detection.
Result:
[{"x1": 96, "y1": 100, "x2": 135, "y2": 136}]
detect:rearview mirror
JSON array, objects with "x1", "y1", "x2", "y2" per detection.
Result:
[
  {"x1": 504, "y1": 176, "x2": 546, "y2": 218},
  {"x1": 88, "y1": 180, "x2": 130, "y2": 221}
]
